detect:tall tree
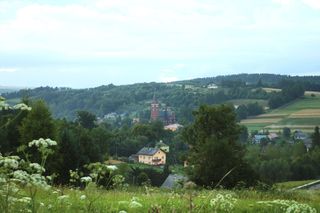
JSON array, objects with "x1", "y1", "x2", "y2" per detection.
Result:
[
  {"x1": 183, "y1": 104, "x2": 257, "y2": 188},
  {"x1": 312, "y1": 126, "x2": 320, "y2": 148},
  {"x1": 19, "y1": 100, "x2": 56, "y2": 144},
  {"x1": 76, "y1": 111, "x2": 97, "y2": 129}
]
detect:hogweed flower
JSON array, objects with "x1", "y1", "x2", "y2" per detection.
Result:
[
  {"x1": 28, "y1": 138, "x2": 57, "y2": 148},
  {"x1": 107, "y1": 165, "x2": 118, "y2": 171},
  {"x1": 13, "y1": 103, "x2": 32, "y2": 111},
  {"x1": 80, "y1": 176, "x2": 92, "y2": 183},
  {"x1": 257, "y1": 200, "x2": 316, "y2": 213},
  {"x1": 29, "y1": 163, "x2": 45, "y2": 173},
  {"x1": 210, "y1": 193, "x2": 237, "y2": 212},
  {"x1": 57, "y1": 195, "x2": 69, "y2": 201},
  {"x1": 18, "y1": 197, "x2": 32, "y2": 204},
  {"x1": 0, "y1": 155, "x2": 20, "y2": 169},
  {"x1": 129, "y1": 197, "x2": 143, "y2": 208}
]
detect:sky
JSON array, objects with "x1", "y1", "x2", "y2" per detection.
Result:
[{"x1": 0, "y1": 0, "x2": 320, "y2": 88}]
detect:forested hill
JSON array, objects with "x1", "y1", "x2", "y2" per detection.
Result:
[
  {"x1": 177, "y1": 73, "x2": 320, "y2": 89},
  {"x1": 3, "y1": 74, "x2": 320, "y2": 121}
]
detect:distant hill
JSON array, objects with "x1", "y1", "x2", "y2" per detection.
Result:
[
  {"x1": 3, "y1": 74, "x2": 320, "y2": 121},
  {"x1": 0, "y1": 86, "x2": 25, "y2": 95}
]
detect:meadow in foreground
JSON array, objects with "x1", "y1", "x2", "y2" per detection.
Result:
[{"x1": 2, "y1": 185, "x2": 320, "y2": 213}]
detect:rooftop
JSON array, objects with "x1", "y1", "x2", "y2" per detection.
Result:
[{"x1": 137, "y1": 147, "x2": 162, "y2": 156}]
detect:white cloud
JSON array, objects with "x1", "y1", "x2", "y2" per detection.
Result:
[
  {"x1": 273, "y1": 0, "x2": 294, "y2": 6},
  {"x1": 302, "y1": 0, "x2": 320, "y2": 9},
  {"x1": 0, "y1": 68, "x2": 18, "y2": 73},
  {"x1": 158, "y1": 63, "x2": 187, "y2": 82}
]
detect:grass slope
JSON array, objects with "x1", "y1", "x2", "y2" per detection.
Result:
[
  {"x1": 242, "y1": 94, "x2": 320, "y2": 133},
  {"x1": 11, "y1": 186, "x2": 320, "y2": 212}
]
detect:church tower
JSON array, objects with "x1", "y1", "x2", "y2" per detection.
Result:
[{"x1": 150, "y1": 94, "x2": 159, "y2": 121}]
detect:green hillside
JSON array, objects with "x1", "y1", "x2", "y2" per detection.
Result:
[{"x1": 242, "y1": 93, "x2": 320, "y2": 132}]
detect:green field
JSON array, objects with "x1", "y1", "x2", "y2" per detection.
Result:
[
  {"x1": 278, "y1": 118, "x2": 320, "y2": 126},
  {"x1": 4, "y1": 185, "x2": 320, "y2": 212},
  {"x1": 272, "y1": 96, "x2": 320, "y2": 114},
  {"x1": 242, "y1": 95, "x2": 320, "y2": 133}
]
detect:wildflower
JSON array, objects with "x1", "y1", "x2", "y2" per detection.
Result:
[
  {"x1": 12, "y1": 170, "x2": 29, "y2": 183},
  {"x1": 119, "y1": 211, "x2": 127, "y2": 213},
  {"x1": 57, "y1": 195, "x2": 69, "y2": 201},
  {"x1": 80, "y1": 195, "x2": 86, "y2": 200},
  {"x1": 80, "y1": 176, "x2": 92, "y2": 183},
  {"x1": 0, "y1": 155, "x2": 20, "y2": 169},
  {"x1": 18, "y1": 197, "x2": 32, "y2": 204},
  {"x1": 129, "y1": 197, "x2": 143, "y2": 208},
  {"x1": 0, "y1": 177, "x2": 6, "y2": 183},
  {"x1": 12, "y1": 103, "x2": 32, "y2": 111},
  {"x1": 129, "y1": 201, "x2": 143, "y2": 208},
  {"x1": 107, "y1": 165, "x2": 118, "y2": 171},
  {"x1": 28, "y1": 138, "x2": 57, "y2": 148},
  {"x1": 257, "y1": 200, "x2": 316, "y2": 213},
  {"x1": 210, "y1": 193, "x2": 237, "y2": 212},
  {"x1": 29, "y1": 163, "x2": 45, "y2": 173}
]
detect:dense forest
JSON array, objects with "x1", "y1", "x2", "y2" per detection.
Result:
[{"x1": 2, "y1": 74, "x2": 320, "y2": 122}]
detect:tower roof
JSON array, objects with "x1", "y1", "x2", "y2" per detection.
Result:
[{"x1": 152, "y1": 93, "x2": 158, "y2": 103}]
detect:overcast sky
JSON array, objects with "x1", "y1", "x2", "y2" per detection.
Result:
[{"x1": 0, "y1": 0, "x2": 320, "y2": 88}]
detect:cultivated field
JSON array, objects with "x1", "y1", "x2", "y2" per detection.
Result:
[{"x1": 241, "y1": 95, "x2": 320, "y2": 133}]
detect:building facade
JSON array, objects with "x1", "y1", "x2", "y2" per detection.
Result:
[
  {"x1": 136, "y1": 147, "x2": 166, "y2": 165},
  {"x1": 150, "y1": 94, "x2": 176, "y2": 125}
]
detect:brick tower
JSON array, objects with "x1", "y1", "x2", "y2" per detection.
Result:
[{"x1": 150, "y1": 94, "x2": 159, "y2": 121}]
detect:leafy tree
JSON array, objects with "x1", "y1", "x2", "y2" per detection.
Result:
[
  {"x1": 247, "y1": 102, "x2": 264, "y2": 116},
  {"x1": 239, "y1": 125, "x2": 249, "y2": 143},
  {"x1": 282, "y1": 127, "x2": 291, "y2": 138},
  {"x1": 312, "y1": 126, "x2": 320, "y2": 148},
  {"x1": 183, "y1": 104, "x2": 258, "y2": 188},
  {"x1": 76, "y1": 110, "x2": 97, "y2": 129},
  {"x1": 19, "y1": 100, "x2": 56, "y2": 144},
  {"x1": 235, "y1": 105, "x2": 248, "y2": 120}
]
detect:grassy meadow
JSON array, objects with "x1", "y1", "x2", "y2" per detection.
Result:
[
  {"x1": 6, "y1": 185, "x2": 320, "y2": 213},
  {"x1": 241, "y1": 94, "x2": 320, "y2": 133}
]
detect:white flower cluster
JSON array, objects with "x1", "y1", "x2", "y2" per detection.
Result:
[
  {"x1": 129, "y1": 197, "x2": 143, "y2": 208},
  {"x1": 18, "y1": 197, "x2": 32, "y2": 204},
  {"x1": 0, "y1": 155, "x2": 20, "y2": 169},
  {"x1": 118, "y1": 197, "x2": 143, "y2": 210},
  {"x1": 29, "y1": 163, "x2": 45, "y2": 173},
  {"x1": 57, "y1": 195, "x2": 69, "y2": 201},
  {"x1": 80, "y1": 176, "x2": 92, "y2": 183},
  {"x1": 28, "y1": 138, "x2": 57, "y2": 148},
  {"x1": 210, "y1": 193, "x2": 237, "y2": 212},
  {"x1": 12, "y1": 170, "x2": 50, "y2": 189},
  {"x1": 257, "y1": 199, "x2": 316, "y2": 213},
  {"x1": 107, "y1": 165, "x2": 118, "y2": 171},
  {"x1": 0, "y1": 97, "x2": 32, "y2": 111},
  {"x1": 0, "y1": 102, "x2": 10, "y2": 110},
  {"x1": 12, "y1": 103, "x2": 32, "y2": 111}
]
